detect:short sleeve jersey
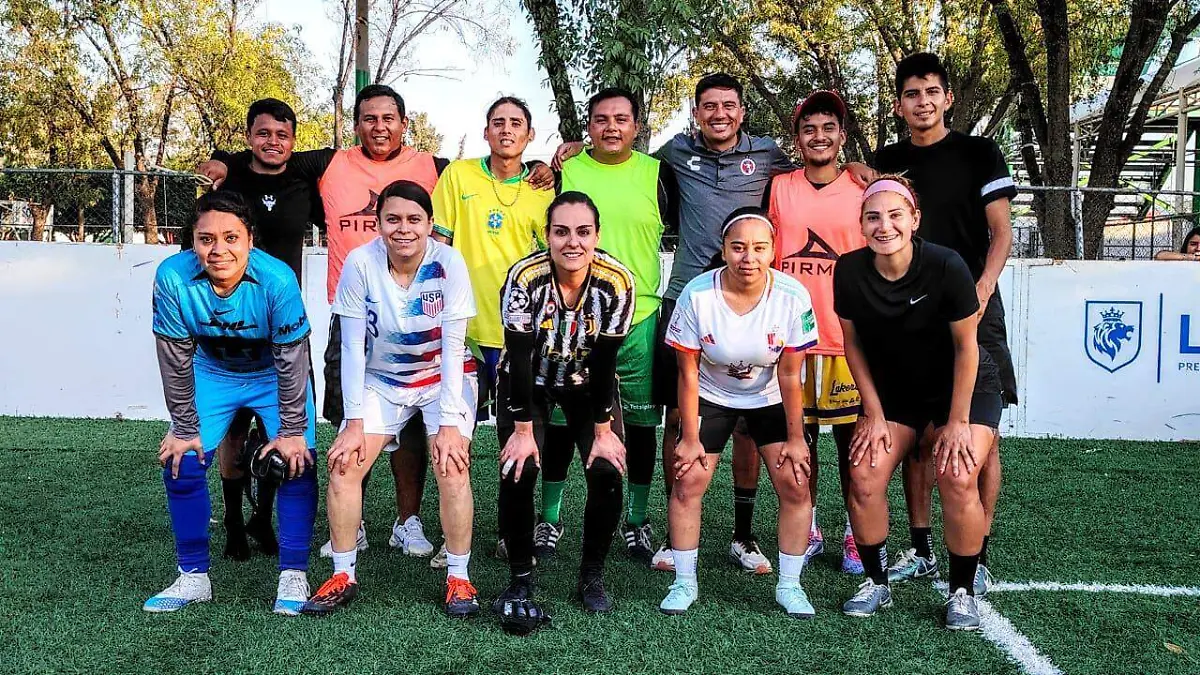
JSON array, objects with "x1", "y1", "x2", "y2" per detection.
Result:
[
  {"x1": 833, "y1": 238, "x2": 979, "y2": 403},
  {"x1": 874, "y1": 131, "x2": 1017, "y2": 279},
  {"x1": 152, "y1": 249, "x2": 311, "y2": 377},
  {"x1": 499, "y1": 249, "x2": 635, "y2": 389},
  {"x1": 431, "y1": 158, "x2": 552, "y2": 349},
  {"x1": 768, "y1": 170, "x2": 867, "y2": 356},
  {"x1": 331, "y1": 238, "x2": 476, "y2": 398},
  {"x1": 318, "y1": 147, "x2": 440, "y2": 303},
  {"x1": 666, "y1": 269, "x2": 819, "y2": 408},
  {"x1": 216, "y1": 164, "x2": 321, "y2": 281}
]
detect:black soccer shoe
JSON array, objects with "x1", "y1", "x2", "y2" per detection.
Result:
[
  {"x1": 576, "y1": 572, "x2": 614, "y2": 613},
  {"x1": 300, "y1": 572, "x2": 358, "y2": 616},
  {"x1": 497, "y1": 597, "x2": 551, "y2": 636},
  {"x1": 491, "y1": 574, "x2": 534, "y2": 615}
]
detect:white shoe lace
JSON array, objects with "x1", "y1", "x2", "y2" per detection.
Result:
[
  {"x1": 850, "y1": 580, "x2": 883, "y2": 603},
  {"x1": 946, "y1": 588, "x2": 975, "y2": 615},
  {"x1": 278, "y1": 571, "x2": 309, "y2": 601},
  {"x1": 635, "y1": 525, "x2": 652, "y2": 550},
  {"x1": 534, "y1": 522, "x2": 553, "y2": 548},
  {"x1": 163, "y1": 572, "x2": 208, "y2": 598},
  {"x1": 891, "y1": 548, "x2": 921, "y2": 570},
  {"x1": 403, "y1": 516, "x2": 428, "y2": 543}
]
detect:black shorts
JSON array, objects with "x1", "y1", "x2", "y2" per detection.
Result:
[
  {"x1": 881, "y1": 357, "x2": 1004, "y2": 433},
  {"x1": 980, "y1": 291, "x2": 1018, "y2": 406},
  {"x1": 653, "y1": 297, "x2": 679, "y2": 409},
  {"x1": 696, "y1": 399, "x2": 788, "y2": 453},
  {"x1": 323, "y1": 315, "x2": 344, "y2": 427}
]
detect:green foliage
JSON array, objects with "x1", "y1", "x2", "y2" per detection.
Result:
[{"x1": 404, "y1": 111, "x2": 444, "y2": 155}]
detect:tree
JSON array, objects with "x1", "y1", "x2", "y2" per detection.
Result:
[
  {"x1": 522, "y1": 0, "x2": 584, "y2": 142},
  {"x1": 404, "y1": 111, "x2": 444, "y2": 154}
]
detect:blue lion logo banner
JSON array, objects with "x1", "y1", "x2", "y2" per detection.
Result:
[{"x1": 1084, "y1": 301, "x2": 1142, "y2": 373}]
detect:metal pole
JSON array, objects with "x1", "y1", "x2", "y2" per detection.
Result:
[
  {"x1": 355, "y1": 0, "x2": 369, "y2": 93},
  {"x1": 111, "y1": 170, "x2": 121, "y2": 244},
  {"x1": 1072, "y1": 123, "x2": 1083, "y2": 259},
  {"x1": 123, "y1": 151, "x2": 135, "y2": 243},
  {"x1": 1176, "y1": 88, "x2": 1188, "y2": 248}
]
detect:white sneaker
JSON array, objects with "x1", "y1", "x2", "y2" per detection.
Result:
[
  {"x1": 143, "y1": 571, "x2": 212, "y2": 612},
  {"x1": 273, "y1": 569, "x2": 309, "y2": 616},
  {"x1": 729, "y1": 537, "x2": 773, "y2": 574},
  {"x1": 319, "y1": 521, "x2": 369, "y2": 558},
  {"x1": 430, "y1": 543, "x2": 448, "y2": 569},
  {"x1": 651, "y1": 544, "x2": 675, "y2": 572},
  {"x1": 390, "y1": 515, "x2": 435, "y2": 556}
]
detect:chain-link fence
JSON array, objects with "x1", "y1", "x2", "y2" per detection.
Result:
[{"x1": 0, "y1": 168, "x2": 208, "y2": 244}]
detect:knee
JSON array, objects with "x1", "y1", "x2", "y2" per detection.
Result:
[
  {"x1": 328, "y1": 466, "x2": 363, "y2": 497},
  {"x1": 584, "y1": 457, "x2": 621, "y2": 485},
  {"x1": 164, "y1": 452, "x2": 210, "y2": 487},
  {"x1": 774, "y1": 475, "x2": 810, "y2": 508},
  {"x1": 435, "y1": 464, "x2": 471, "y2": 493},
  {"x1": 936, "y1": 470, "x2": 978, "y2": 505},
  {"x1": 846, "y1": 471, "x2": 882, "y2": 506},
  {"x1": 671, "y1": 467, "x2": 710, "y2": 504}
]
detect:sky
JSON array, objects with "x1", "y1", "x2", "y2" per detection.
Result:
[{"x1": 253, "y1": 0, "x2": 689, "y2": 161}]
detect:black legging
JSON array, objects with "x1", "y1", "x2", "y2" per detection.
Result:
[{"x1": 496, "y1": 371, "x2": 624, "y2": 577}]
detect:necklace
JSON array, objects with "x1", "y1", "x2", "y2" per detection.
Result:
[{"x1": 487, "y1": 157, "x2": 523, "y2": 208}]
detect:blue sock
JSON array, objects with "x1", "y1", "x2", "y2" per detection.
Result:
[
  {"x1": 164, "y1": 450, "x2": 215, "y2": 573},
  {"x1": 276, "y1": 450, "x2": 318, "y2": 571}
]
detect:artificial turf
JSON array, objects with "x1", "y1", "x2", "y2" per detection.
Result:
[{"x1": 0, "y1": 417, "x2": 1196, "y2": 674}]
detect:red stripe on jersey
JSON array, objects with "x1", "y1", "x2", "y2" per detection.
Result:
[{"x1": 666, "y1": 339, "x2": 701, "y2": 354}]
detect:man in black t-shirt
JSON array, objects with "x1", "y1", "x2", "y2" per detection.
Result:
[{"x1": 874, "y1": 53, "x2": 1015, "y2": 594}]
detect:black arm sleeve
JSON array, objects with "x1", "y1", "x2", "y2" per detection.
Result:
[
  {"x1": 210, "y1": 149, "x2": 237, "y2": 164},
  {"x1": 504, "y1": 328, "x2": 537, "y2": 423},
  {"x1": 271, "y1": 338, "x2": 312, "y2": 438},
  {"x1": 658, "y1": 162, "x2": 681, "y2": 238},
  {"x1": 586, "y1": 334, "x2": 623, "y2": 424},
  {"x1": 288, "y1": 149, "x2": 337, "y2": 183},
  {"x1": 155, "y1": 336, "x2": 200, "y2": 440}
]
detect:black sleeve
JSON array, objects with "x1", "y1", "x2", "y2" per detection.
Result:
[
  {"x1": 978, "y1": 138, "x2": 1018, "y2": 205},
  {"x1": 211, "y1": 149, "x2": 237, "y2": 164},
  {"x1": 832, "y1": 254, "x2": 855, "y2": 320},
  {"x1": 585, "y1": 334, "x2": 623, "y2": 424},
  {"x1": 155, "y1": 336, "x2": 200, "y2": 440},
  {"x1": 761, "y1": 175, "x2": 775, "y2": 210},
  {"x1": 873, "y1": 144, "x2": 898, "y2": 174},
  {"x1": 271, "y1": 338, "x2": 312, "y2": 437},
  {"x1": 504, "y1": 328, "x2": 537, "y2": 423},
  {"x1": 941, "y1": 250, "x2": 981, "y2": 321},
  {"x1": 552, "y1": 168, "x2": 563, "y2": 194},
  {"x1": 434, "y1": 156, "x2": 451, "y2": 177},
  {"x1": 657, "y1": 162, "x2": 680, "y2": 237},
  {"x1": 287, "y1": 149, "x2": 337, "y2": 182}
]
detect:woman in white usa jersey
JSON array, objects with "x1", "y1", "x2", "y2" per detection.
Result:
[
  {"x1": 660, "y1": 206, "x2": 820, "y2": 618},
  {"x1": 303, "y1": 180, "x2": 481, "y2": 618}
]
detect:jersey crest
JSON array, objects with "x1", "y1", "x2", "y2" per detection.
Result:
[{"x1": 421, "y1": 290, "x2": 444, "y2": 318}]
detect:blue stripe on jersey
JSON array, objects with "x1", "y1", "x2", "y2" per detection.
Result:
[
  {"x1": 400, "y1": 297, "x2": 427, "y2": 318},
  {"x1": 384, "y1": 327, "x2": 442, "y2": 345},
  {"x1": 382, "y1": 348, "x2": 441, "y2": 365},
  {"x1": 415, "y1": 262, "x2": 446, "y2": 283}
]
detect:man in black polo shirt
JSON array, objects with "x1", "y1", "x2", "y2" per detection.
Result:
[
  {"x1": 874, "y1": 52, "x2": 1016, "y2": 595},
  {"x1": 187, "y1": 98, "x2": 323, "y2": 561}
]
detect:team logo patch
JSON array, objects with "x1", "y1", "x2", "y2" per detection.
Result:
[
  {"x1": 740, "y1": 158, "x2": 757, "y2": 176},
  {"x1": 1084, "y1": 301, "x2": 1141, "y2": 373},
  {"x1": 487, "y1": 209, "x2": 504, "y2": 236},
  {"x1": 726, "y1": 360, "x2": 754, "y2": 380},
  {"x1": 767, "y1": 329, "x2": 783, "y2": 354},
  {"x1": 584, "y1": 315, "x2": 598, "y2": 336},
  {"x1": 802, "y1": 309, "x2": 816, "y2": 333},
  {"x1": 701, "y1": 333, "x2": 717, "y2": 346},
  {"x1": 421, "y1": 290, "x2": 445, "y2": 318},
  {"x1": 506, "y1": 286, "x2": 530, "y2": 313},
  {"x1": 262, "y1": 195, "x2": 276, "y2": 212}
]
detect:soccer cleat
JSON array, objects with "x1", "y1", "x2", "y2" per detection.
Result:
[
  {"x1": 621, "y1": 521, "x2": 654, "y2": 565},
  {"x1": 300, "y1": 572, "x2": 358, "y2": 616},
  {"x1": 842, "y1": 580, "x2": 893, "y2": 618},
  {"x1": 888, "y1": 548, "x2": 939, "y2": 583},
  {"x1": 659, "y1": 580, "x2": 698, "y2": 615},
  {"x1": 319, "y1": 521, "x2": 368, "y2": 558},
  {"x1": 729, "y1": 537, "x2": 773, "y2": 574},
  {"x1": 842, "y1": 532, "x2": 864, "y2": 575},
  {"x1": 491, "y1": 574, "x2": 534, "y2": 615},
  {"x1": 533, "y1": 519, "x2": 565, "y2": 564},
  {"x1": 143, "y1": 571, "x2": 212, "y2": 613},
  {"x1": 775, "y1": 581, "x2": 816, "y2": 618},
  {"x1": 246, "y1": 514, "x2": 278, "y2": 555},
  {"x1": 430, "y1": 543, "x2": 448, "y2": 569},
  {"x1": 273, "y1": 569, "x2": 310, "y2": 616},
  {"x1": 390, "y1": 516, "x2": 435, "y2": 557},
  {"x1": 804, "y1": 526, "x2": 825, "y2": 562},
  {"x1": 945, "y1": 588, "x2": 981, "y2": 631},
  {"x1": 444, "y1": 576, "x2": 480, "y2": 618},
  {"x1": 973, "y1": 564, "x2": 994, "y2": 598},
  {"x1": 651, "y1": 544, "x2": 675, "y2": 572},
  {"x1": 576, "y1": 573, "x2": 613, "y2": 613}
]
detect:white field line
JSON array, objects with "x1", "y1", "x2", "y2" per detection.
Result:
[
  {"x1": 975, "y1": 597, "x2": 1064, "y2": 675},
  {"x1": 989, "y1": 581, "x2": 1200, "y2": 597}
]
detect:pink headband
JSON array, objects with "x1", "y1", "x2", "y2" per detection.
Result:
[
  {"x1": 862, "y1": 179, "x2": 915, "y2": 208},
  {"x1": 721, "y1": 213, "x2": 776, "y2": 237}
]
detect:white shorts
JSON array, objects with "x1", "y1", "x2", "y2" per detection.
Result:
[{"x1": 349, "y1": 374, "x2": 479, "y2": 451}]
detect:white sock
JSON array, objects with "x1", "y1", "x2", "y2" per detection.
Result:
[
  {"x1": 672, "y1": 548, "x2": 698, "y2": 584},
  {"x1": 779, "y1": 552, "x2": 806, "y2": 585},
  {"x1": 332, "y1": 548, "x2": 358, "y2": 582},
  {"x1": 810, "y1": 507, "x2": 819, "y2": 535},
  {"x1": 446, "y1": 551, "x2": 471, "y2": 581}
]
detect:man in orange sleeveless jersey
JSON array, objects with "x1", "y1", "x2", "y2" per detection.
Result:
[
  {"x1": 200, "y1": 85, "x2": 553, "y2": 562},
  {"x1": 765, "y1": 90, "x2": 868, "y2": 577}
]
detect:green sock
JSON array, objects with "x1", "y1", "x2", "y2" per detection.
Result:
[
  {"x1": 541, "y1": 480, "x2": 566, "y2": 524},
  {"x1": 627, "y1": 483, "x2": 651, "y2": 527}
]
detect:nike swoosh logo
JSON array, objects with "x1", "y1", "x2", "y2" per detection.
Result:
[
  {"x1": 909, "y1": 295, "x2": 928, "y2": 305},
  {"x1": 461, "y1": 194, "x2": 477, "y2": 201},
  {"x1": 364, "y1": 295, "x2": 377, "y2": 303},
  {"x1": 214, "y1": 308, "x2": 234, "y2": 316}
]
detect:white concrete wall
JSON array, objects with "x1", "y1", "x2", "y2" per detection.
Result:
[{"x1": 1, "y1": 242, "x2": 1197, "y2": 440}]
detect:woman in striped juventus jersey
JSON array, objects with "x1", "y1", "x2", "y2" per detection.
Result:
[{"x1": 493, "y1": 191, "x2": 635, "y2": 626}]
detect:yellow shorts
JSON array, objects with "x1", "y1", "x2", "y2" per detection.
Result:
[{"x1": 802, "y1": 355, "x2": 861, "y2": 426}]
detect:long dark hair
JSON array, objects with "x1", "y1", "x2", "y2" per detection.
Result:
[
  {"x1": 1181, "y1": 226, "x2": 1200, "y2": 253},
  {"x1": 376, "y1": 180, "x2": 433, "y2": 220}
]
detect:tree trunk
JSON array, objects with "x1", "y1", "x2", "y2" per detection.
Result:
[
  {"x1": 30, "y1": 204, "x2": 49, "y2": 242},
  {"x1": 333, "y1": 89, "x2": 345, "y2": 149},
  {"x1": 523, "y1": 0, "x2": 583, "y2": 142},
  {"x1": 76, "y1": 207, "x2": 86, "y2": 242},
  {"x1": 138, "y1": 175, "x2": 160, "y2": 245}
]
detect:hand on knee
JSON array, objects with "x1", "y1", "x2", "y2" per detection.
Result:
[
  {"x1": 774, "y1": 477, "x2": 810, "y2": 508},
  {"x1": 936, "y1": 470, "x2": 978, "y2": 506}
]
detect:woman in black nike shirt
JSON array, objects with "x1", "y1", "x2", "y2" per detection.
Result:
[{"x1": 833, "y1": 176, "x2": 1001, "y2": 631}]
